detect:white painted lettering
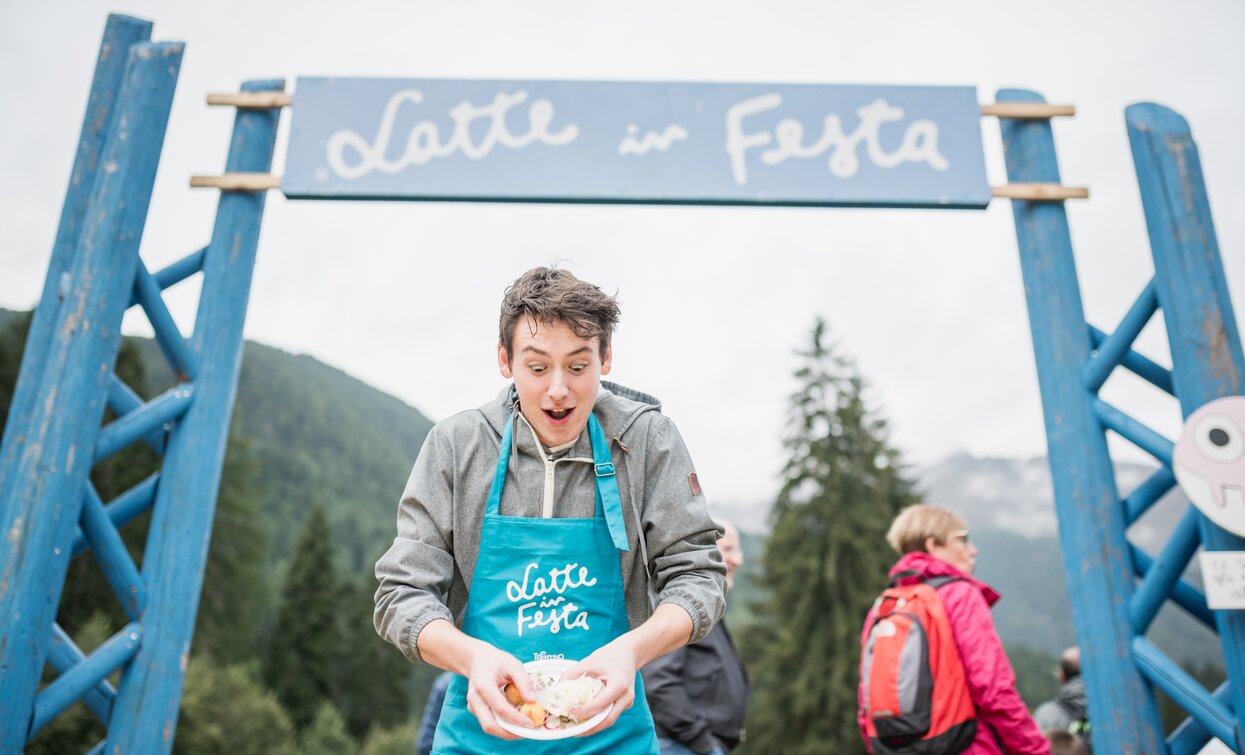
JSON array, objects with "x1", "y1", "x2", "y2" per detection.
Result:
[{"x1": 326, "y1": 89, "x2": 579, "y2": 180}]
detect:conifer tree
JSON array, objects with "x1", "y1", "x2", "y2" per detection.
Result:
[
  {"x1": 742, "y1": 319, "x2": 916, "y2": 754},
  {"x1": 265, "y1": 506, "x2": 342, "y2": 730}
]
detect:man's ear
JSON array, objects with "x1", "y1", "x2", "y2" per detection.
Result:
[
  {"x1": 498, "y1": 342, "x2": 513, "y2": 378},
  {"x1": 601, "y1": 344, "x2": 613, "y2": 376},
  {"x1": 924, "y1": 536, "x2": 938, "y2": 553}
]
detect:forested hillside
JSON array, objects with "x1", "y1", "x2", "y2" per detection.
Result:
[{"x1": 1, "y1": 309, "x2": 437, "y2": 753}]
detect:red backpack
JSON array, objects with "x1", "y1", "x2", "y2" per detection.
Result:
[{"x1": 860, "y1": 572, "x2": 977, "y2": 754}]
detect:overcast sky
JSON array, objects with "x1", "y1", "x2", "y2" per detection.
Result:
[{"x1": 3, "y1": 2, "x2": 1243, "y2": 512}]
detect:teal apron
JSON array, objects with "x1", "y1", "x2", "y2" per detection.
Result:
[{"x1": 432, "y1": 412, "x2": 660, "y2": 754}]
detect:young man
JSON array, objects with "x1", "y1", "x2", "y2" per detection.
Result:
[{"x1": 375, "y1": 267, "x2": 726, "y2": 753}]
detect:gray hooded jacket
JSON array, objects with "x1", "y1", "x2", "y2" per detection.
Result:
[{"x1": 374, "y1": 382, "x2": 727, "y2": 663}]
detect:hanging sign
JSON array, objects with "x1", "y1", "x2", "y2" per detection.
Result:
[
  {"x1": 282, "y1": 78, "x2": 991, "y2": 208},
  {"x1": 1174, "y1": 396, "x2": 1245, "y2": 537}
]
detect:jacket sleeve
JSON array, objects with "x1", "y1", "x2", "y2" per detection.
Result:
[
  {"x1": 942, "y1": 583, "x2": 1050, "y2": 755},
  {"x1": 374, "y1": 423, "x2": 457, "y2": 664},
  {"x1": 640, "y1": 646, "x2": 720, "y2": 753},
  {"x1": 640, "y1": 414, "x2": 726, "y2": 644}
]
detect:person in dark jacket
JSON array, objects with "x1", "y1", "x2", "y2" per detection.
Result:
[
  {"x1": 416, "y1": 672, "x2": 453, "y2": 755},
  {"x1": 642, "y1": 518, "x2": 749, "y2": 754},
  {"x1": 1034, "y1": 647, "x2": 1090, "y2": 747}
]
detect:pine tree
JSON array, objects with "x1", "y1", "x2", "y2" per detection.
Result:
[
  {"x1": 336, "y1": 575, "x2": 411, "y2": 739},
  {"x1": 265, "y1": 506, "x2": 342, "y2": 730},
  {"x1": 194, "y1": 430, "x2": 272, "y2": 663},
  {"x1": 742, "y1": 319, "x2": 916, "y2": 754}
]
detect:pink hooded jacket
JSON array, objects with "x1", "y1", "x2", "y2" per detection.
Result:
[{"x1": 858, "y1": 552, "x2": 1050, "y2": 754}]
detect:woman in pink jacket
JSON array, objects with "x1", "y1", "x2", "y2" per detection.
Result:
[{"x1": 858, "y1": 504, "x2": 1050, "y2": 754}]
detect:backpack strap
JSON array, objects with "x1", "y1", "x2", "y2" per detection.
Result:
[{"x1": 925, "y1": 576, "x2": 962, "y2": 590}]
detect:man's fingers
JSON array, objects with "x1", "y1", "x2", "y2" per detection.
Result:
[
  {"x1": 506, "y1": 663, "x2": 536, "y2": 702},
  {"x1": 469, "y1": 686, "x2": 526, "y2": 738},
  {"x1": 481, "y1": 683, "x2": 533, "y2": 728},
  {"x1": 571, "y1": 677, "x2": 623, "y2": 720},
  {"x1": 576, "y1": 692, "x2": 628, "y2": 737}
]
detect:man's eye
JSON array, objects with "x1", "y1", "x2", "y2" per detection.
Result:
[
  {"x1": 529, "y1": 365, "x2": 546, "y2": 374},
  {"x1": 570, "y1": 364, "x2": 587, "y2": 374}
]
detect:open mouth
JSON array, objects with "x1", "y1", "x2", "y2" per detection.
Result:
[{"x1": 544, "y1": 408, "x2": 573, "y2": 422}]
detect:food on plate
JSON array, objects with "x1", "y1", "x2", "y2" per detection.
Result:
[
  {"x1": 519, "y1": 701, "x2": 547, "y2": 727},
  {"x1": 505, "y1": 670, "x2": 604, "y2": 730}
]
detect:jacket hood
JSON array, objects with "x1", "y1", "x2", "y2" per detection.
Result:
[
  {"x1": 478, "y1": 380, "x2": 662, "y2": 442},
  {"x1": 890, "y1": 551, "x2": 1001, "y2": 606},
  {"x1": 1056, "y1": 675, "x2": 1088, "y2": 717}
]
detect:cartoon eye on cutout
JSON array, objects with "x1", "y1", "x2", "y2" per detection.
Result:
[{"x1": 1193, "y1": 414, "x2": 1243, "y2": 464}]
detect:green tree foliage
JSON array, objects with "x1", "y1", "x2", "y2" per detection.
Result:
[
  {"x1": 266, "y1": 506, "x2": 342, "y2": 730},
  {"x1": 300, "y1": 702, "x2": 357, "y2": 755},
  {"x1": 0, "y1": 308, "x2": 32, "y2": 431},
  {"x1": 741, "y1": 319, "x2": 915, "y2": 755},
  {"x1": 194, "y1": 432, "x2": 272, "y2": 663},
  {"x1": 337, "y1": 576, "x2": 411, "y2": 739},
  {"x1": 175, "y1": 659, "x2": 296, "y2": 755},
  {"x1": 358, "y1": 722, "x2": 419, "y2": 755}
]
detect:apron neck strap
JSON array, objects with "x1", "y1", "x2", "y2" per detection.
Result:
[{"x1": 486, "y1": 411, "x2": 630, "y2": 552}]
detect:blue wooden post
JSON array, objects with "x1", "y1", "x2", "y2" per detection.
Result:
[
  {"x1": 1128, "y1": 102, "x2": 1245, "y2": 750},
  {"x1": 0, "y1": 13, "x2": 150, "y2": 504},
  {"x1": 997, "y1": 88, "x2": 1164, "y2": 753},
  {"x1": 105, "y1": 78, "x2": 284, "y2": 752},
  {"x1": 0, "y1": 41, "x2": 183, "y2": 749}
]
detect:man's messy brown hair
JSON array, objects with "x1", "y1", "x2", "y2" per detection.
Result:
[{"x1": 499, "y1": 267, "x2": 621, "y2": 358}]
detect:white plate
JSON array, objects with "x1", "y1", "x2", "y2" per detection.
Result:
[{"x1": 496, "y1": 658, "x2": 612, "y2": 740}]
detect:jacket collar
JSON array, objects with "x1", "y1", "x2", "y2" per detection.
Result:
[{"x1": 889, "y1": 551, "x2": 1000, "y2": 606}]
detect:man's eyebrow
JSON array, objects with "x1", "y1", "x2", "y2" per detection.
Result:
[{"x1": 520, "y1": 345, "x2": 593, "y2": 357}]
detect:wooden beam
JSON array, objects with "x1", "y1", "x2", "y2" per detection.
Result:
[
  {"x1": 992, "y1": 183, "x2": 1089, "y2": 201},
  {"x1": 189, "y1": 173, "x2": 281, "y2": 191},
  {"x1": 205, "y1": 92, "x2": 292, "y2": 108},
  {"x1": 981, "y1": 103, "x2": 1076, "y2": 119}
]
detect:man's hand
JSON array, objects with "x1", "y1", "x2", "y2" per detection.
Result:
[
  {"x1": 564, "y1": 635, "x2": 640, "y2": 736},
  {"x1": 417, "y1": 619, "x2": 535, "y2": 739},
  {"x1": 464, "y1": 642, "x2": 537, "y2": 739}
]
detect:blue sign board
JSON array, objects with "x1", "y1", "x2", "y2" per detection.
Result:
[{"x1": 283, "y1": 78, "x2": 991, "y2": 208}]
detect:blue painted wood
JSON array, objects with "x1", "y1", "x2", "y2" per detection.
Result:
[
  {"x1": 997, "y1": 88, "x2": 1164, "y2": 752},
  {"x1": 284, "y1": 78, "x2": 991, "y2": 208},
  {"x1": 79, "y1": 484, "x2": 145, "y2": 619},
  {"x1": 0, "y1": 41, "x2": 182, "y2": 749},
  {"x1": 70, "y1": 474, "x2": 159, "y2": 558},
  {"x1": 106, "y1": 78, "x2": 284, "y2": 752},
  {"x1": 150, "y1": 247, "x2": 206, "y2": 290},
  {"x1": 47, "y1": 623, "x2": 115, "y2": 723},
  {"x1": 93, "y1": 385, "x2": 194, "y2": 462},
  {"x1": 1130, "y1": 543, "x2": 1215, "y2": 628},
  {"x1": 0, "y1": 15, "x2": 150, "y2": 500},
  {"x1": 1169, "y1": 683, "x2": 1232, "y2": 755},
  {"x1": 133, "y1": 261, "x2": 197, "y2": 379},
  {"x1": 1133, "y1": 636, "x2": 1236, "y2": 747},
  {"x1": 1127, "y1": 101, "x2": 1245, "y2": 751},
  {"x1": 1128, "y1": 507, "x2": 1201, "y2": 632},
  {"x1": 1089, "y1": 325, "x2": 1175, "y2": 394},
  {"x1": 1124, "y1": 466, "x2": 1177, "y2": 524},
  {"x1": 106, "y1": 374, "x2": 167, "y2": 455},
  {"x1": 1092, "y1": 398, "x2": 1175, "y2": 464},
  {"x1": 30, "y1": 623, "x2": 142, "y2": 738},
  {"x1": 1083, "y1": 279, "x2": 1158, "y2": 392}
]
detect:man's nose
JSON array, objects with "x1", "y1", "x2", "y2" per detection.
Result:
[{"x1": 548, "y1": 370, "x2": 569, "y2": 398}]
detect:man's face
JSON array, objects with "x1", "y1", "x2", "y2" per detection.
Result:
[
  {"x1": 498, "y1": 316, "x2": 612, "y2": 448},
  {"x1": 717, "y1": 523, "x2": 744, "y2": 591}
]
